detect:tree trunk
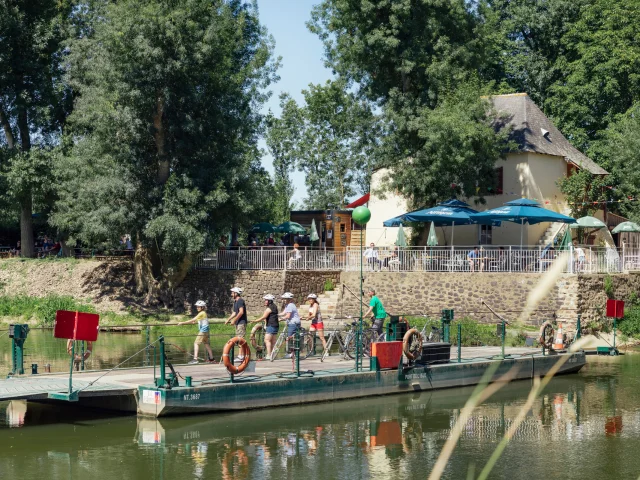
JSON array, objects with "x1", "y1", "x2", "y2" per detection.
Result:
[
  {"x1": 20, "y1": 196, "x2": 35, "y2": 258},
  {"x1": 0, "y1": 104, "x2": 15, "y2": 149},
  {"x1": 153, "y1": 91, "x2": 169, "y2": 185}
]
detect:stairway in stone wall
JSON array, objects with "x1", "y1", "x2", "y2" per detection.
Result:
[
  {"x1": 299, "y1": 284, "x2": 341, "y2": 320},
  {"x1": 538, "y1": 222, "x2": 565, "y2": 247}
]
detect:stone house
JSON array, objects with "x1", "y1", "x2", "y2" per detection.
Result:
[{"x1": 366, "y1": 93, "x2": 609, "y2": 247}]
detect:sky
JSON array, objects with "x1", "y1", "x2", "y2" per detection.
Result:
[{"x1": 257, "y1": 0, "x2": 334, "y2": 205}]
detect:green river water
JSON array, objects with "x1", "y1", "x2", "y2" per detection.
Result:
[{"x1": 0, "y1": 330, "x2": 639, "y2": 479}]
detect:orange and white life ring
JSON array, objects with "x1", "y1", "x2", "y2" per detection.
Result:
[
  {"x1": 222, "y1": 337, "x2": 251, "y2": 374},
  {"x1": 402, "y1": 328, "x2": 423, "y2": 360},
  {"x1": 67, "y1": 339, "x2": 93, "y2": 362},
  {"x1": 538, "y1": 321, "x2": 555, "y2": 349},
  {"x1": 250, "y1": 323, "x2": 264, "y2": 351}
]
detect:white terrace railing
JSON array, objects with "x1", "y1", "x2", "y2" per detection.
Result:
[{"x1": 194, "y1": 245, "x2": 640, "y2": 274}]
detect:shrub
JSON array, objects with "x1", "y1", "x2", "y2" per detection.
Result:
[
  {"x1": 323, "y1": 278, "x2": 335, "y2": 291},
  {"x1": 619, "y1": 306, "x2": 640, "y2": 338},
  {"x1": 0, "y1": 295, "x2": 96, "y2": 326}
]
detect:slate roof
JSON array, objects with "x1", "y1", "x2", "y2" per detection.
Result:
[{"x1": 491, "y1": 93, "x2": 608, "y2": 175}]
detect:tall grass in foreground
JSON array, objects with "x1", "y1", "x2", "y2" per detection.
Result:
[{"x1": 429, "y1": 253, "x2": 588, "y2": 480}]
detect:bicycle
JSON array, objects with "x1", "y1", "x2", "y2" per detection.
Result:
[
  {"x1": 269, "y1": 324, "x2": 313, "y2": 362},
  {"x1": 321, "y1": 321, "x2": 384, "y2": 362}
]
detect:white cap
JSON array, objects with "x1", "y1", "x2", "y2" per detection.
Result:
[
  {"x1": 263, "y1": 294, "x2": 275, "y2": 301},
  {"x1": 281, "y1": 292, "x2": 294, "y2": 299},
  {"x1": 195, "y1": 300, "x2": 206, "y2": 307},
  {"x1": 230, "y1": 287, "x2": 243, "y2": 294},
  {"x1": 307, "y1": 294, "x2": 318, "y2": 299}
]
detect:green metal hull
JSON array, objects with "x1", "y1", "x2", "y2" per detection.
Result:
[{"x1": 137, "y1": 351, "x2": 586, "y2": 417}]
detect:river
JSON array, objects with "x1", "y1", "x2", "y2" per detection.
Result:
[{"x1": 1, "y1": 353, "x2": 639, "y2": 479}]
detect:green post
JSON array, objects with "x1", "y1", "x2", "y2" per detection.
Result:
[
  {"x1": 613, "y1": 317, "x2": 617, "y2": 350},
  {"x1": 576, "y1": 314, "x2": 582, "y2": 340},
  {"x1": 155, "y1": 336, "x2": 166, "y2": 388},
  {"x1": 229, "y1": 344, "x2": 235, "y2": 384},
  {"x1": 145, "y1": 325, "x2": 151, "y2": 367},
  {"x1": 81, "y1": 341, "x2": 85, "y2": 371},
  {"x1": 352, "y1": 206, "x2": 371, "y2": 373},
  {"x1": 457, "y1": 323, "x2": 462, "y2": 363},
  {"x1": 295, "y1": 329, "x2": 300, "y2": 377},
  {"x1": 441, "y1": 309, "x2": 453, "y2": 343},
  {"x1": 68, "y1": 341, "x2": 75, "y2": 395},
  {"x1": 501, "y1": 321, "x2": 506, "y2": 359},
  {"x1": 9, "y1": 324, "x2": 29, "y2": 376},
  {"x1": 312, "y1": 331, "x2": 317, "y2": 356}
]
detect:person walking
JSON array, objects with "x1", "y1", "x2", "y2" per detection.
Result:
[
  {"x1": 225, "y1": 287, "x2": 248, "y2": 362},
  {"x1": 178, "y1": 300, "x2": 214, "y2": 364},
  {"x1": 306, "y1": 294, "x2": 327, "y2": 351},
  {"x1": 280, "y1": 292, "x2": 301, "y2": 358},
  {"x1": 364, "y1": 288, "x2": 387, "y2": 336},
  {"x1": 363, "y1": 243, "x2": 381, "y2": 271},
  {"x1": 250, "y1": 294, "x2": 279, "y2": 357}
]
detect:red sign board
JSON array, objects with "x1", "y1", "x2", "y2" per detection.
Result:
[
  {"x1": 54, "y1": 310, "x2": 100, "y2": 341},
  {"x1": 606, "y1": 299, "x2": 625, "y2": 319},
  {"x1": 371, "y1": 341, "x2": 403, "y2": 369}
]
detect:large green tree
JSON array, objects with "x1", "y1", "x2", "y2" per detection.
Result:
[
  {"x1": 267, "y1": 81, "x2": 380, "y2": 209},
  {"x1": 53, "y1": 0, "x2": 278, "y2": 302},
  {"x1": 0, "y1": 0, "x2": 73, "y2": 257}
]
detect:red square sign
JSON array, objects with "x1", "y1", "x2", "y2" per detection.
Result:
[
  {"x1": 54, "y1": 310, "x2": 100, "y2": 341},
  {"x1": 606, "y1": 299, "x2": 625, "y2": 319}
]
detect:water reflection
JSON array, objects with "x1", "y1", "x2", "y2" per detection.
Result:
[{"x1": 2, "y1": 356, "x2": 640, "y2": 479}]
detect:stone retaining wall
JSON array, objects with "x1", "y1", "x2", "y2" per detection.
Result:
[
  {"x1": 576, "y1": 273, "x2": 640, "y2": 324},
  {"x1": 338, "y1": 272, "x2": 577, "y2": 328}
]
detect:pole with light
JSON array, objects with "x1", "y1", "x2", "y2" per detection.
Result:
[{"x1": 352, "y1": 206, "x2": 371, "y2": 372}]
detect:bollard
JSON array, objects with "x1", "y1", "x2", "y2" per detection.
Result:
[
  {"x1": 44, "y1": 364, "x2": 51, "y2": 373},
  {"x1": 185, "y1": 376, "x2": 192, "y2": 387},
  {"x1": 31, "y1": 363, "x2": 38, "y2": 375},
  {"x1": 576, "y1": 314, "x2": 582, "y2": 340},
  {"x1": 441, "y1": 309, "x2": 453, "y2": 343}
]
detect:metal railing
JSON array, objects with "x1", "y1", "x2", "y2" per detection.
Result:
[{"x1": 195, "y1": 245, "x2": 637, "y2": 274}]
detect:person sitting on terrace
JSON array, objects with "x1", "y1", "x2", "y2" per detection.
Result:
[
  {"x1": 288, "y1": 243, "x2": 302, "y2": 268},
  {"x1": 383, "y1": 246, "x2": 399, "y2": 269},
  {"x1": 363, "y1": 243, "x2": 381, "y2": 271},
  {"x1": 467, "y1": 246, "x2": 484, "y2": 272}
]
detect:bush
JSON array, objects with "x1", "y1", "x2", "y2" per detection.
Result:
[
  {"x1": 323, "y1": 278, "x2": 335, "y2": 291},
  {"x1": 0, "y1": 295, "x2": 96, "y2": 326},
  {"x1": 619, "y1": 306, "x2": 640, "y2": 338}
]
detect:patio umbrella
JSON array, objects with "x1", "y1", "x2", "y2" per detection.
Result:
[
  {"x1": 427, "y1": 222, "x2": 438, "y2": 246},
  {"x1": 612, "y1": 221, "x2": 640, "y2": 234},
  {"x1": 473, "y1": 198, "x2": 576, "y2": 246},
  {"x1": 570, "y1": 215, "x2": 606, "y2": 243},
  {"x1": 276, "y1": 221, "x2": 306, "y2": 234},
  {"x1": 395, "y1": 223, "x2": 407, "y2": 246},
  {"x1": 250, "y1": 222, "x2": 276, "y2": 234},
  {"x1": 310, "y1": 218, "x2": 320, "y2": 244},
  {"x1": 557, "y1": 227, "x2": 573, "y2": 251}
]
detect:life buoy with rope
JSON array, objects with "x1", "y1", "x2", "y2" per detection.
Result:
[
  {"x1": 538, "y1": 321, "x2": 555, "y2": 349},
  {"x1": 402, "y1": 328, "x2": 423, "y2": 360},
  {"x1": 67, "y1": 339, "x2": 93, "y2": 362},
  {"x1": 250, "y1": 323, "x2": 264, "y2": 352},
  {"x1": 222, "y1": 337, "x2": 251, "y2": 374}
]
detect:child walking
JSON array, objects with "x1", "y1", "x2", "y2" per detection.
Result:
[{"x1": 179, "y1": 300, "x2": 214, "y2": 364}]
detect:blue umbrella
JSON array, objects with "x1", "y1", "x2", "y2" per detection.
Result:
[{"x1": 473, "y1": 198, "x2": 576, "y2": 245}]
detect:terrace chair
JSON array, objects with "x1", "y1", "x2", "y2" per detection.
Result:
[{"x1": 442, "y1": 254, "x2": 466, "y2": 272}]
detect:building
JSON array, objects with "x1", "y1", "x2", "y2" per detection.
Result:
[{"x1": 367, "y1": 93, "x2": 610, "y2": 247}]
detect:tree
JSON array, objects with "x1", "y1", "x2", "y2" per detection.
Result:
[
  {"x1": 0, "y1": 0, "x2": 73, "y2": 257},
  {"x1": 52, "y1": 0, "x2": 278, "y2": 302},
  {"x1": 267, "y1": 82, "x2": 381, "y2": 209},
  {"x1": 557, "y1": 168, "x2": 610, "y2": 219}
]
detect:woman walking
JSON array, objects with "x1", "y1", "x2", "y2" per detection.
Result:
[
  {"x1": 251, "y1": 294, "x2": 279, "y2": 357},
  {"x1": 280, "y1": 292, "x2": 301, "y2": 358},
  {"x1": 306, "y1": 294, "x2": 327, "y2": 351}
]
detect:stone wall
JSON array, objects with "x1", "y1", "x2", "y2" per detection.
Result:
[
  {"x1": 283, "y1": 271, "x2": 341, "y2": 306},
  {"x1": 338, "y1": 272, "x2": 577, "y2": 327},
  {"x1": 576, "y1": 273, "x2": 640, "y2": 324},
  {"x1": 175, "y1": 270, "x2": 341, "y2": 317}
]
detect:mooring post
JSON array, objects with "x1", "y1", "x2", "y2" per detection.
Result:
[
  {"x1": 155, "y1": 336, "x2": 166, "y2": 388},
  {"x1": 576, "y1": 314, "x2": 582, "y2": 340},
  {"x1": 81, "y1": 341, "x2": 85, "y2": 371},
  {"x1": 68, "y1": 341, "x2": 75, "y2": 395},
  {"x1": 9, "y1": 324, "x2": 29, "y2": 375},
  {"x1": 457, "y1": 323, "x2": 462, "y2": 363},
  {"x1": 295, "y1": 330, "x2": 300, "y2": 377}
]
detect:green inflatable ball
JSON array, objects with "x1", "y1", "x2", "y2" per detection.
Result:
[{"x1": 352, "y1": 206, "x2": 371, "y2": 225}]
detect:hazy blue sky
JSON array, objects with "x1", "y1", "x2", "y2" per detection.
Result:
[{"x1": 258, "y1": 0, "x2": 334, "y2": 204}]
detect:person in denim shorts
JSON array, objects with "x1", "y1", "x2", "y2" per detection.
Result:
[{"x1": 251, "y1": 294, "x2": 279, "y2": 357}]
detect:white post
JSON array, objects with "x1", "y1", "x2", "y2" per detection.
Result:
[
  {"x1": 623, "y1": 242, "x2": 626, "y2": 272},
  {"x1": 539, "y1": 245, "x2": 542, "y2": 273},
  {"x1": 569, "y1": 245, "x2": 574, "y2": 274},
  {"x1": 509, "y1": 246, "x2": 512, "y2": 273}
]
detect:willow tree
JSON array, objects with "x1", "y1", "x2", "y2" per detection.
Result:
[{"x1": 53, "y1": 0, "x2": 278, "y2": 303}]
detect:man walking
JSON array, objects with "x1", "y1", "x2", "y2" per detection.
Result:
[
  {"x1": 364, "y1": 288, "x2": 387, "y2": 336},
  {"x1": 225, "y1": 287, "x2": 248, "y2": 362}
]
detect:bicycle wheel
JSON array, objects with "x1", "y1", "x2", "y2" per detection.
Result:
[
  {"x1": 344, "y1": 331, "x2": 357, "y2": 359},
  {"x1": 299, "y1": 333, "x2": 314, "y2": 359},
  {"x1": 250, "y1": 324, "x2": 266, "y2": 360},
  {"x1": 361, "y1": 329, "x2": 378, "y2": 357}
]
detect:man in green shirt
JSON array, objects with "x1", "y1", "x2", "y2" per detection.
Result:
[{"x1": 365, "y1": 288, "x2": 387, "y2": 336}]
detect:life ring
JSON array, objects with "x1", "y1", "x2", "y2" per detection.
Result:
[
  {"x1": 250, "y1": 323, "x2": 264, "y2": 351},
  {"x1": 538, "y1": 321, "x2": 555, "y2": 349},
  {"x1": 67, "y1": 339, "x2": 93, "y2": 362},
  {"x1": 221, "y1": 449, "x2": 248, "y2": 479},
  {"x1": 222, "y1": 337, "x2": 251, "y2": 374},
  {"x1": 402, "y1": 328, "x2": 423, "y2": 360}
]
